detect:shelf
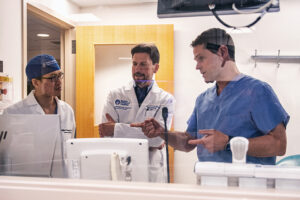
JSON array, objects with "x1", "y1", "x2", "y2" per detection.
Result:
[{"x1": 251, "y1": 55, "x2": 300, "y2": 63}]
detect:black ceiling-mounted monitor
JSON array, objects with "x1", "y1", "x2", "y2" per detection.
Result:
[{"x1": 157, "y1": 0, "x2": 280, "y2": 18}]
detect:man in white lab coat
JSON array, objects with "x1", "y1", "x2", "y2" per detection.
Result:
[
  {"x1": 3, "y1": 54, "x2": 76, "y2": 178},
  {"x1": 98, "y1": 43, "x2": 175, "y2": 182}
]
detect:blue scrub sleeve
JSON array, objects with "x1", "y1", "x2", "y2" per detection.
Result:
[
  {"x1": 186, "y1": 106, "x2": 198, "y2": 138},
  {"x1": 251, "y1": 83, "x2": 290, "y2": 134}
]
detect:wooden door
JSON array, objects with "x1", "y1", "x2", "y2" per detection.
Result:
[{"x1": 75, "y1": 24, "x2": 174, "y2": 181}]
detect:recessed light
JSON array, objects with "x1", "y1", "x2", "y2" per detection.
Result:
[{"x1": 37, "y1": 33, "x2": 50, "y2": 38}]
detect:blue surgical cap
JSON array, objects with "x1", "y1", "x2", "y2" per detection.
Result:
[{"x1": 26, "y1": 54, "x2": 60, "y2": 81}]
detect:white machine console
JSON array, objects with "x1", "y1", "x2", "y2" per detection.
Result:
[
  {"x1": 66, "y1": 138, "x2": 149, "y2": 182},
  {"x1": 194, "y1": 137, "x2": 300, "y2": 190}
]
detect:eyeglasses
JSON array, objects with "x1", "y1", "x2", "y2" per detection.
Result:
[{"x1": 41, "y1": 72, "x2": 64, "y2": 82}]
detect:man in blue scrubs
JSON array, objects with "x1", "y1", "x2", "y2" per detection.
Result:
[{"x1": 132, "y1": 28, "x2": 289, "y2": 165}]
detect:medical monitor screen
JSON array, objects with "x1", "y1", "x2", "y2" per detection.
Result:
[
  {"x1": 66, "y1": 138, "x2": 149, "y2": 182},
  {"x1": 0, "y1": 114, "x2": 60, "y2": 177},
  {"x1": 157, "y1": 0, "x2": 280, "y2": 18}
]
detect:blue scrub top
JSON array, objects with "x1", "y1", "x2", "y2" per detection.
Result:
[{"x1": 186, "y1": 74, "x2": 290, "y2": 165}]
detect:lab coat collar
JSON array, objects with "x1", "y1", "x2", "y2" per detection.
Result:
[
  {"x1": 26, "y1": 90, "x2": 40, "y2": 106},
  {"x1": 26, "y1": 90, "x2": 60, "y2": 114},
  {"x1": 126, "y1": 80, "x2": 160, "y2": 93}
]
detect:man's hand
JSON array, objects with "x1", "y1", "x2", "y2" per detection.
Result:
[
  {"x1": 131, "y1": 118, "x2": 164, "y2": 138},
  {"x1": 98, "y1": 113, "x2": 115, "y2": 137},
  {"x1": 188, "y1": 129, "x2": 229, "y2": 153}
]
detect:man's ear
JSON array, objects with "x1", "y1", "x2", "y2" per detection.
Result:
[
  {"x1": 31, "y1": 79, "x2": 40, "y2": 88},
  {"x1": 219, "y1": 45, "x2": 230, "y2": 67},
  {"x1": 219, "y1": 45, "x2": 229, "y2": 59},
  {"x1": 154, "y1": 63, "x2": 159, "y2": 73}
]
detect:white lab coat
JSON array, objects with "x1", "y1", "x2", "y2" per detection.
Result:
[
  {"x1": 102, "y1": 80, "x2": 175, "y2": 182},
  {"x1": 3, "y1": 90, "x2": 76, "y2": 178}
]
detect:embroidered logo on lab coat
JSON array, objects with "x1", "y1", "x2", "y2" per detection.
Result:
[
  {"x1": 115, "y1": 99, "x2": 130, "y2": 106},
  {"x1": 146, "y1": 105, "x2": 160, "y2": 111},
  {"x1": 114, "y1": 99, "x2": 131, "y2": 110}
]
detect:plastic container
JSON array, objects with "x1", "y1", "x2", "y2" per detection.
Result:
[{"x1": 0, "y1": 73, "x2": 13, "y2": 114}]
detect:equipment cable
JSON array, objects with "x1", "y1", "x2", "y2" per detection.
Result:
[{"x1": 208, "y1": 0, "x2": 274, "y2": 29}]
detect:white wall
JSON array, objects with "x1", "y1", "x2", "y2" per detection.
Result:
[
  {"x1": 80, "y1": 0, "x2": 300, "y2": 184},
  {"x1": 0, "y1": 0, "x2": 22, "y2": 103},
  {"x1": 29, "y1": 0, "x2": 79, "y2": 16}
]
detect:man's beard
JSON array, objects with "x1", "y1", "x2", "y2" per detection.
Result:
[
  {"x1": 135, "y1": 79, "x2": 150, "y2": 87},
  {"x1": 134, "y1": 72, "x2": 148, "y2": 87}
]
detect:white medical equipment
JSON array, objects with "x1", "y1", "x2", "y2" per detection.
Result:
[
  {"x1": 66, "y1": 138, "x2": 149, "y2": 182},
  {"x1": 194, "y1": 136, "x2": 300, "y2": 190},
  {"x1": 230, "y1": 136, "x2": 249, "y2": 164}
]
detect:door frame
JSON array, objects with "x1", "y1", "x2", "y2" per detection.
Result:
[
  {"x1": 22, "y1": 0, "x2": 75, "y2": 106},
  {"x1": 76, "y1": 24, "x2": 174, "y2": 137},
  {"x1": 76, "y1": 24, "x2": 174, "y2": 181}
]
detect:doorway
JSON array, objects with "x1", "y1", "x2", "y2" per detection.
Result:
[
  {"x1": 75, "y1": 24, "x2": 174, "y2": 182},
  {"x1": 75, "y1": 24, "x2": 174, "y2": 138},
  {"x1": 23, "y1": 1, "x2": 75, "y2": 108},
  {"x1": 26, "y1": 11, "x2": 61, "y2": 95}
]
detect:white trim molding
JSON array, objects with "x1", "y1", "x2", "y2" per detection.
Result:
[{"x1": 1, "y1": 176, "x2": 300, "y2": 200}]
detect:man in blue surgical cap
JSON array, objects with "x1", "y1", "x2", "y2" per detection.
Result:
[{"x1": 3, "y1": 54, "x2": 76, "y2": 177}]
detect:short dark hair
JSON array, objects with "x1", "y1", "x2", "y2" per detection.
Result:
[
  {"x1": 26, "y1": 76, "x2": 42, "y2": 95},
  {"x1": 191, "y1": 28, "x2": 235, "y2": 61},
  {"x1": 131, "y1": 43, "x2": 160, "y2": 64},
  {"x1": 27, "y1": 80, "x2": 36, "y2": 95}
]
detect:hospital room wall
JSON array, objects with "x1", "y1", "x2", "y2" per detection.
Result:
[
  {"x1": 82, "y1": 0, "x2": 300, "y2": 184},
  {"x1": 1, "y1": 0, "x2": 300, "y2": 185},
  {"x1": 0, "y1": 0, "x2": 22, "y2": 102}
]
